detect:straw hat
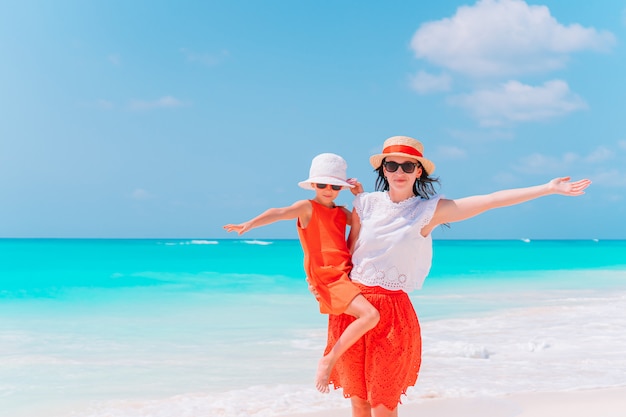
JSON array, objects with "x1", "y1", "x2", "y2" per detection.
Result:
[
  {"x1": 369, "y1": 136, "x2": 436, "y2": 175},
  {"x1": 298, "y1": 153, "x2": 355, "y2": 190}
]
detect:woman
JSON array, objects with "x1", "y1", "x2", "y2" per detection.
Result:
[{"x1": 323, "y1": 135, "x2": 591, "y2": 417}]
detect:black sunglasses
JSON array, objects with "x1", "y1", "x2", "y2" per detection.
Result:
[
  {"x1": 316, "y1": 183, "x2": 342, "y2": 191},
  {"x1": 382, "y1": 160, "x2": 421, "y2": 173}
]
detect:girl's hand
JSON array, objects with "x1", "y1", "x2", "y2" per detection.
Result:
[
  {"x1": 347, "y1": 178, "x2": 363, "y2": 195},
  {"x1": 306, "y1": 277, "x2": 321, "y2": 301},
  {"x1": 549, "y1": 177, "x2": 592, "y2": 196},
  {"x1": 223, "y1": 223, "x2": 249, "y2": 235}
]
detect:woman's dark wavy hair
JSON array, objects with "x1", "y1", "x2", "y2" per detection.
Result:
[{"x1": 374, "y1": 158, "x2": 440, "y2": 199}]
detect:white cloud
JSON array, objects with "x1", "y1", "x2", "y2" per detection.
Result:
[
  {"x1": 81, "y1": 99, "x2": 114, "y2": 110},
  {"x1": 410, "y1": 0, "x2": 616, "y2": 77},
  {"x1": 437, "y1": 145, "x2": 467, "y2": 159},
  {"x1": 449, "y1": 79, "x2": 587, "y2": 126},
  {"x1": 180, "y1": 48, "x2": 230, "y2": 67},
  {"x1": 96, "y1": 99, "x2": 114, "y2": 110},
  {"x1": 492, "y1": 171, "x2": 519, "y2": 185},
  {"x1": 108, "y1": 54, "x2": 121, "y2": 66},
  {"x1": 588, "y1": 169, "x2": 626, "y2": 188},
  {"x1": 514, "y1": 152, "x2": 579, "y2": 174},
  {"x1": 585, "y1": 146, "x2": 614, "y2": 163},
  {"x1": 409, "y1": 71, "x2": 452, "y2": 94},
  {"x1": 131, "y1": 188, "x2": 153, "y2": 201},
  {"x1": 512, "y1": 146, "x2": 619, "y2": 176},
  {"x1": 129, "y1": 96, "x2": 185, "y2": 111},
  {"x1": 618, "y1": 140, "x2": 626, "y2": 151},
  {"x1": 447, "y1": 128, "x2": 514, "y2": 142}
]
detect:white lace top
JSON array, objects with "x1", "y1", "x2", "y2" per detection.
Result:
[{"x1": 350, "y1": 191, "x2": 441, "y2": 293}]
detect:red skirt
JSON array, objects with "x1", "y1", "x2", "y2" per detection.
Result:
[{"x1": 325, "y1": 283, "x2": 421, "y2": 411}]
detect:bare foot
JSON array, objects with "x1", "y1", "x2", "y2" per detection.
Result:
[{"x1": 315, "y1": 356, "x2": 332, "y2": 393}]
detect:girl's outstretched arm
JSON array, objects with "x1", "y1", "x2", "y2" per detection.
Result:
[
  {"x1": 223, "y1": 200, "x2": 312, "y2": 235},
  {"x1": 424, "y1": 177, "x2": 591, "y2": 234}
]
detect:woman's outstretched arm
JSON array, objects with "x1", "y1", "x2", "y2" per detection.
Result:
[{"x1": 423, "y1": 177, "x2": 591, "y2": 234}]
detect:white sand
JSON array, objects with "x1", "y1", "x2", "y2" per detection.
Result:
[{"x1": 283, "y1": 387, "x2": 626, "y2": 417}]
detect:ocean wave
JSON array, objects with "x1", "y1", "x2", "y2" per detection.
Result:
[
  {"x1": 8, "y1": 293, "x2": 626, "y2": 417},
  {"x1": 244, "y1": 240, "x2": 273, "y2": 246},
  {"x1": 79, "y1": 384, "x2": 348, "y2": 417},
  {"x1": 189, "y1": 240, "x2": 219, "y2": 245},
  {"x1": 425, "y1": 341, "x2": 492, "y2": 359},
  {"x1": 163, "y1": 240, "x2": 219, "y2": 246}
]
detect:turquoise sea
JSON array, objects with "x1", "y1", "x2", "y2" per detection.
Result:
[{"x1": 1, "y1": 239, "x2": 626, "y2": 416}]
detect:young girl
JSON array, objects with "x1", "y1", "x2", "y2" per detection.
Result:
[{"x1": 223, "y1": 152, "x2": 379, "y2": 393}]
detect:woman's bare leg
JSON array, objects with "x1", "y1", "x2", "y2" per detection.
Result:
[
  {"x1": 350, "y1": 397, "x2": 398, "y2": 417},
  {"x1": 372, "y1": 403, "x2": 398, "y2": 417},
  {"x1": 315, "y1": 295, "x2": 380, "y2": 393},
  {"x1": 351, "y1": 396, "x2": 371, "y2": 417}
]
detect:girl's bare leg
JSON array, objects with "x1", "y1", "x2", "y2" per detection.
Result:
[{"x1": 315, "y1": 295, "x2": 380, "y2": 393}]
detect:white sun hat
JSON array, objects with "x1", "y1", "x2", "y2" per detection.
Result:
[{"x1": 298, "y1": 153, "x2": 355, "y2": 190}]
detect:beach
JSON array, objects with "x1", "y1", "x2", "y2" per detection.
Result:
[
  {"x1": 1, "y1": 239, "x2": 625, "y2": 416},
  {"x1": 285, "y1": 387, "x2": 626, "y2": 417}
]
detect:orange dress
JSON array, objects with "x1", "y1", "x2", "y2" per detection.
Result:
[{"x1": 297, "y1": 200, "x2": 361, "y2": 315}]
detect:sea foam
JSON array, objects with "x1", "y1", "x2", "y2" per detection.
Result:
[{"x1": 57, "y1": 290, "x2": 626, "y2": 417}]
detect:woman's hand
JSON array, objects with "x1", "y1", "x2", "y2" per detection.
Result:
[{"x1": 548, "y1": 177, "x2": 592, "y2": 196}]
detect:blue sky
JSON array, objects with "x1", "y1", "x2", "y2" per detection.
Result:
[{"x1": 1, "y1": 0, "x2": 625, "y2": 240}]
